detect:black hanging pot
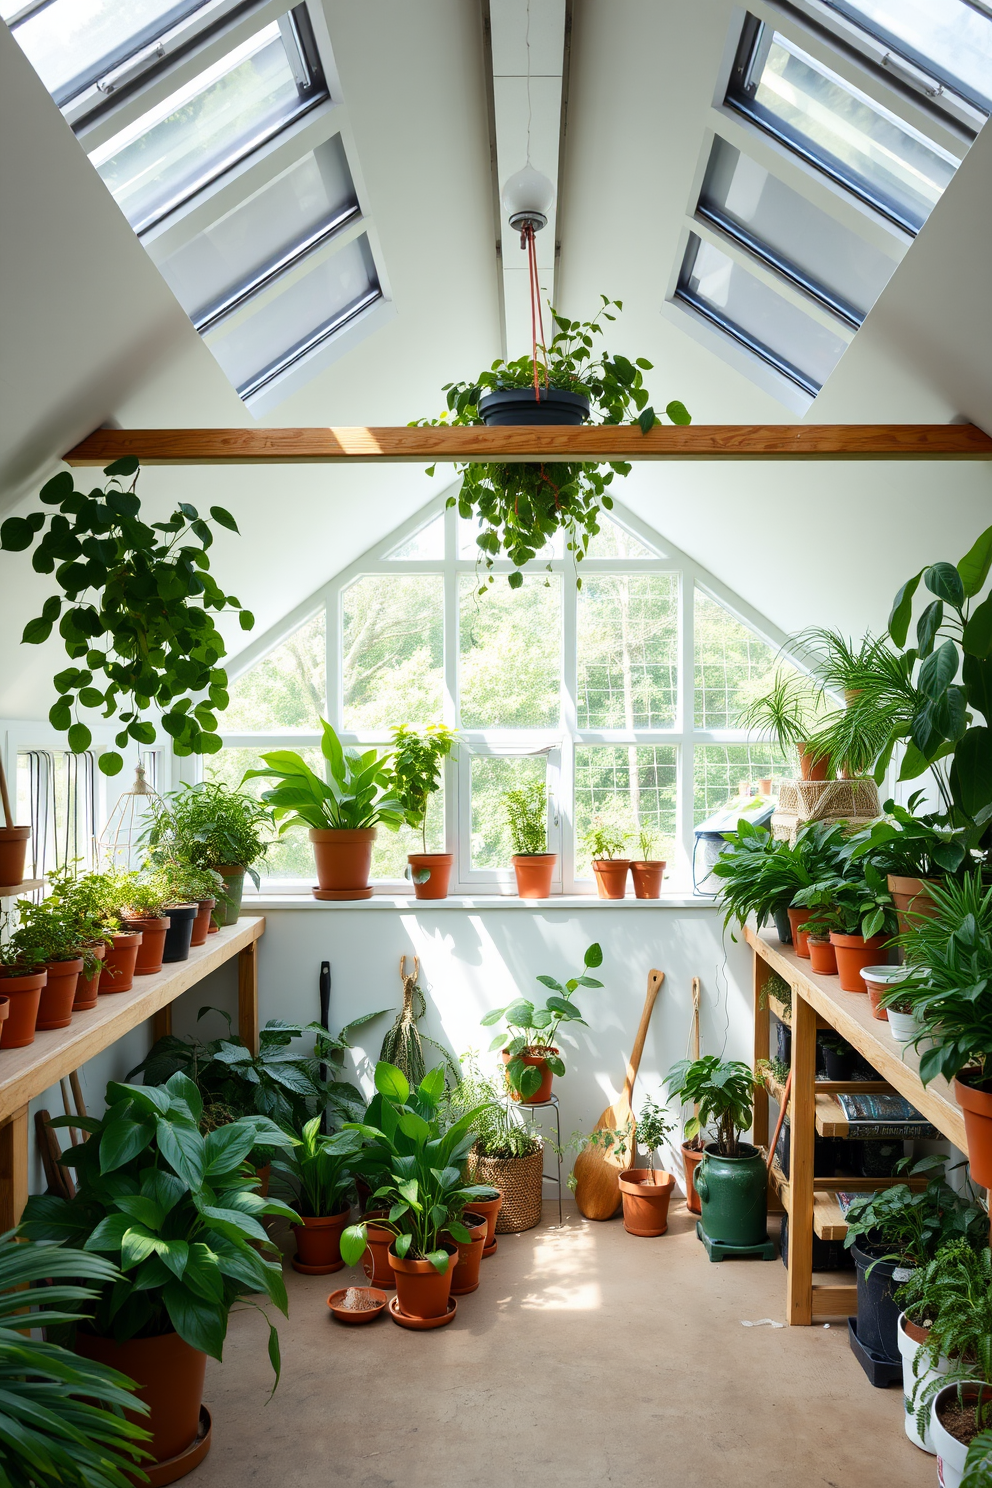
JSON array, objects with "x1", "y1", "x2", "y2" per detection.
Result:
[
  {"x1": 162, "y1": 903, "x2": 197, "y2": 964},
  {"x1": 478, "y1": 388, "x2": 590, "y2": 426}
]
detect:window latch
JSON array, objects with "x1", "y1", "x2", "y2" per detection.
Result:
[{"x1": 880, "y1": 50, "x2": 945, "y2": 102}]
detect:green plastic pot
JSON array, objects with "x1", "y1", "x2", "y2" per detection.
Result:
[
  {"x1": 215, "y1": 865, "x2": 246, "y2": 926},
  {"x1": 694, "y1": 1142, "x2": 768, "y2": 1247}
]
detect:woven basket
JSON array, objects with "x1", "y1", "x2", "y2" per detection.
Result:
[
  {"x1": 468, "y1": 1147, "x2": 545, "y2": 1233},
  {"x1": 795, "y1": 778, "x2": 879, "y2": 819}
]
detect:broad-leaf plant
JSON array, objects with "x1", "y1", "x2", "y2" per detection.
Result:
[
  {"x1": 245, "y1": 719, "x2": 404, "y2": 832},
  {"x1": 482, "y1": 942, "x2": 603, "y2": 1098}
]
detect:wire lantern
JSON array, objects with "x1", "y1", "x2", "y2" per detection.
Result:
[{"x1": 98, "y1": 762, "x2": 167, "y2": 871}]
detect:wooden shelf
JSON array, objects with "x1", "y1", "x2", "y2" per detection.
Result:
[
  {"x1": 0, "y1": 880, "x2": 44, "y2": 898},
  {"x1": 767, "y1": 991, "x2": 792, "y2": 1027}
]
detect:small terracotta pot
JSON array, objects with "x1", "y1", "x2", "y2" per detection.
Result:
[
  {"x1": 99, "y1": 931, "x2": 142, "y2": 993},
  {"x1": 0, "y1": 826, "x2": 30, "y2": 888},
  {"x1": 682, "y1": 1141, "x2": 704, "y2": 1215},
  {"x1": 292, "y1": 1206, "x2": 351, "y2": 1273},
  {"x1": 0, "y1": 997, "x2": 7, "y2": 1030},
  {"x1": 861, "y1": 966, "x2": 906, "y2": 1023},
  {"x1": 75, "y1": 1328, "x2": 206, "y2": 1465},
  {"x1": 361, "y1": 1212, "x2": 396, "y2": 1289},
  {"x1": 73, "y1": 943, "x2": 106, "y2": 1010},
  {"x1": 467, "y1": 1190, "x2": 503, "y2": 1252},
  {"x1": 122, "y1": 915, "x2": 170, "y2": 976},
  {"x1": 37, "y1": 959, "x2": 83, "y2": 1030},
  {"x1": 215, "y1": 866, "x2": 245, "y2": 926},
  {"x1": 593, "y1": 859, "x2": 630, "y2": 899},
  {"x1": 512, "y1": 854, "x2": 557, "y2": 898},
  {"x1": 829, "y1": 932, "x2": 889, "y2": 993},
  {"x1": 327, "y1": 1287, "x2": 387, "y2": 1325},
  {"x1": 407, "y1": 853, "x2": 453, "y2": 900},
  {"x1": 888, "y1": 874, "x2": 942, "y2": 938},
  {"x1": 388, "y1": 1243, "x2": 456, "y2": 1320},
  {"x1": 807, "y1": 938, "x2": 838, "y2": 976},
  {"x1": 0, "y1": 971, "x2": 44, "y2": 1047},
  {"x1": 798, "y1": 742, "x2": 829, "y2": 781},
  {"x1": 190, "y1": 898, "x2": 216, "y2": 948},
  {"x1": 631, "y1": 861, "x2": 665, "y2": 899},
  {"x1": 619, "y1": 1168, "x2": 676, "y2": 1236},
  {"x1": 502, "y1": 1046, "x2": 557, "y2": 1104},
  {"x1": 787, "y1": 906, "x2": 813, "y2": 957},
  {"x1": 446, "y1": 1212, "x2": 487, "y2": 1295},
  {"x1": 310, "y1": 828, "x2": 376, "y2": 900},
  {"x1": 865, "y1": 982, "x2": 889, "y2": 1020},
  {"x1": 954, "y1": 1073, "x2": 992, "y2": 1189}
]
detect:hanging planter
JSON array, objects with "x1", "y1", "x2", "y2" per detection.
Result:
[{"x1": 478, "y1": 387, "x2": 590, "y2": 426}]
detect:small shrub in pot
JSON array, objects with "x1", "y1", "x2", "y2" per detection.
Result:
[
  {"x1": 665, "y1": 1056, "x2": 766, "y2": 1248},
  {"x1": 503, "y1": 781, "x2": 556, "y2": 897}
]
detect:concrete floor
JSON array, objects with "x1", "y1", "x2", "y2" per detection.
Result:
[{"x1": 197, "y1": 1199, "x2": 935, "y2": 1488}]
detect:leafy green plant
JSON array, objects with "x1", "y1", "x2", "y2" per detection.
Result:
[
  {"x1": 0, "y1": 459, "x2": 252, "y2": 776},
  {"x1": 271, "y1": 1119, "x2": 362, "y2": 1217},
  {"x1": 796, "y1": 628, "x2": 898, "y2": 776},
  {"x1": 709, "y1": 818, "x2": 846, "y2": 936},
  {"x1": 44, "y1": 865, "x2": 122, "y2": 939},
  {"x1": 636, "y1": 1097, "x2": 677, "y2": 1169},
  {"x1": 417, "y1": 298, "x2": 690, "y2": 587},
  {"x1": 5, "y1": 898, "x2": 96, "y2": 976},
  {"x1": 636, "y1": 828, "x2": 661, "y2": 862},
  {"x1": 245, "y1": 719, "x2": 403, "y2": 834},
  {"x1": 847, "y1": 792, "x2": 970, "y2": 879},
  {"x1": 842, "y1": 1155, "x2": 986, "y2": 1266},
  {"x1": 792, "y1": 859, "x2": 897, "y2": 941},
  {"x1": 481, "y1": 943, "x2": 603, "y2": 1098},
  {"x1": 91, "y1": 868, "x2": 173, "y2": 920},
  {"x1": 896, "y1": 1241, "x2": 992, "y2": 1441},
  {"x1": 20, "y1": 1073, "x2": 296, "y2": 1383},
  {"x1": 155, "y1": 859, "x2": 225, "y2": 905},
  {"x1": 502, "y1": 781, "x2": 549, "y2": 856},
  {"x1": 387, "y1": 724, "x2": 457, "y2": 854},
  {"x1": 583, "y1": 821, "x2": 629, "y2": 861},
  {"x1": 664, "y1": 1056, "x2": 762, "y2": 1158},
  {"x1": 441, "y1": 1058, "x2": 542, "y2": 1159},
  {"x1": 0, "y1": 1233, "x2": 152, "y2": 1488},
  {"x1": 738, "y1": 671, "x2": 825, "y2": 766},
  {"x1": 141, "y1": 781, "x2": 272, "y2": 886}
]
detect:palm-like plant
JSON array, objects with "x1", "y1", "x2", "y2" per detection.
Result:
[
  {"x1": 737, "y1": 671, "x2": 824, "y2": 767},
  {"x1": 272, "y1": 1120, "x2": 363, "y2": 1217}
]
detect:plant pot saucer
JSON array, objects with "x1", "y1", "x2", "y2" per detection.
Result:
[
  {"x1": 388, "y1": 1295, "x2": 457, "y2": 1330},
  {"x1": 312, "y1": 887, "x2": 374, "y2": 901},
  {"x1": 327, "y1": 1287, "x2": 387, "y2": 1324},
  {"x1": 483, "y1": 1239, "x2": 497, "y2": 1257},
  {"x1": 291, "y1": 1256, "x2": 345, "y2": 1275},
  {"x1": 143, "y1": 1406, "x2": 211, "y2": 1487}
]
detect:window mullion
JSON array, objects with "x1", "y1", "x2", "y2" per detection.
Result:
[
  {"x1": 677, "y1": 574, "x2": 696, "y2": 883},
  {"x1": 562, "y1": 568, "x2": 578, "y2": 892}
]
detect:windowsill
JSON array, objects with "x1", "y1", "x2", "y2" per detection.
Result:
[{"x1": 243, "y1": 892, "x2": 716, "y2": 910}]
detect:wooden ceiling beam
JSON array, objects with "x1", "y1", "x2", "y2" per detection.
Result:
[{"x1": 62, "y1": 423, "x2": 992, "y2": 466}]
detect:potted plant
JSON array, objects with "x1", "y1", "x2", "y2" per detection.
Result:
[
  {"x1": 792, "y1": 860, "x2": 897, "y2": 992},
  {"x1": 272, "y1": 1118, "x2": 364, "y2": 1275},
  {"x1": 503, "y1": 781, "x2": 556, "y2": 897},
  {"x1": 6, "y1": 898, "x2": 93, "y2": 1031},
  {"x1": 154, "y1": 859, "x2": 224, "y2": 949},
  {"x1": 584, "y1": 821, "x2": 630, "y2": 899},
  {"x1": 618, "y1": 1097, "x2": 678, "y2": 1237},
  {"x1": 143, "y1": 781, "x2": 272, "y2": 926},
  {"x1": 847, "y1": 794, "x2": 970, "y2": 933},
  {"x1": 0, "y1": 754, "x2": 30, "y2": 888},
  {"x1": 710, "y1": 818, "x2": 834, "y2": 944},
  {"x1": 630, "y1": 828, "x2": 665, "y2": 899},
  {"x1": 98, "y1": 869, "x2": 173, "y2": 976},
  {"x1": 245, "y1": 719, "x2": 403, "y2": 900},
  {"x1": 387, "y1": 723, "x2": 457, "y2": 899},
  {"x1": 482, "y1": 942, "x2": 602, "y2": 1102},
  {"x1": 418, "y1": 298, "x2": 690, "y2": 586},
  {"x1": 738, "y1": 671, "x2": 827, "y2": 780},
  {"x1": 20, "y1": 1073, "x2": 295, "y2": 1470},
  {"x1": 0, "y1": 925, "x2": 47, "y2": 1047},
  {"x1": 44, "y1": 867, "x2": 117, "y2": 1008},
  {"x1": 931, "y1": 1380, "x2": 992, "y2": 1487},
  {"x1": 446, "y1": 1060, "x2": 539, "y2": 1240},
  {"x1": 665, "y1": 1056, "x2": 766, "y2": 1249},
  {"x1": 792, "y1": 627, "x2": 899, "y2": 778}
]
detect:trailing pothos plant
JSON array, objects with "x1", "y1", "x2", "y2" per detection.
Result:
[
  {"x1": 481, "y1": 943, "x2": 603, "y2": 1098},
  {"x1": 0, "y1": 458, "x2": 253, "y2": 776},
  {"x1": 416, "y1": 298, "x2": 690, "y2": 588}
]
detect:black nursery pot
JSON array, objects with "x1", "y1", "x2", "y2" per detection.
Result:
[
  {"x1": 851, "y1": 1241, "x2": 906, "y2": 1361},
  {"x1": 822, "y1": 1043, "x2": 857, "y2": 1080},
  {"x1": 162, "y1": 903, "x2": 197, "y2": 963},
  {"x1": 478, "y1": 388, "x2": 590, "y2": 426},
  {"x1": 772, "y1": 904, "x2": 793, "y2": 944}
]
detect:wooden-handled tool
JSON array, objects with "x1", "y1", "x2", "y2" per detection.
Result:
[{"x1": 573, "y1": 970, "x2": 664, "y2": 1221}]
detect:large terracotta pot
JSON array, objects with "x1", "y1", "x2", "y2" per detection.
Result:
[
  {"x1": 361, "y1": 1212, "x2": 396, "y2": 1288},
  {"x1": 215, "y1": 866, "x2": 245, "y2": 926},
  {"x1": 682, "y1": 1141, "x2": 704, "y2": 1215},
  {"x1": 73, "y1": 943, "x2": 105, "y2": 1010},
  {"x1": 100, "y1": 931, "x2": 142, "y2": 993},
  {"x1": 310, "y1": 829, "x2": 375, "y2": 901},
  {"x1": 388, "y1": 1243, "x2": 457, "y2": 1320},
  {"x1": 291, "y1": 1206, "x2": 351, "y2": 1273},
  {"x1": 807, "y1": 938, "x2": 837, "y2": 976},
  {"x1": 37, "y1": 959, "x2": 83, "y2": 1030},
  {"x1": 829, "y1": 932, "x2": 889, "y2": 992},
  {"x1": 630, "y1": 860, "x2": 665, "y2": 899},
  {"x1": 888, "y1": 874, "x2": 942, "y2": 937},
  {"x1": 619, "y1": 1168, "x2": 676, "y2": 1236},
  {"x1": 445, "y1": 1211, "x2": 487, "y2": 1295},
  {"x1": 512, "y1": 854, "x2": 557, "y2": 898},
  {"x1": 593, "y1": 859, "x2": 630, "y2": 899},
  {"x1": 122, "y1": 915, "x2": 170, "y2": 976},
  {"x1": 407, "y1": 853, "x2": 453, "y2": 900},
  {"x1": 798, "y1": 742, "x2": 829, "y2": 781},
  {"x1": 502, "y1": 1046, "x2": 557, "y2": 1104},
  {"x1": 954, "y1": 1071, "x2": 992, "y2": 1188},
  {"x1": 0, "y1": 826, "x2": 30, "y2": 888},
  {"x1": 787, "y1": 906, "x2": 813, "y2": 958},
  {"x1": 75, "y1": 1328, "x2": 206, "y2": 1466},
  {"x1": 0, "y1": 970, "x2": 45, "y2": 1047},
  {"x1": 189, "y1": 898, "x2": 215, "y2": 948}
]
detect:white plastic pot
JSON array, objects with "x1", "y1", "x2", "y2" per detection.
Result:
[
  {"x1": 888, "y1": 1008, "x2": 922, "y2": 1043},
  {"x1": 896, "y1": 1313, "x2": 950, "y2": 1454},
  {"x1": 930, "y1": 1380, "x2": 991, "y2": 1488}
]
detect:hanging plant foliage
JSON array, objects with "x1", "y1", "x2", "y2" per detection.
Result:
[
  {"x1": 416, "y1": 297, "x2": 690, "y2": 588},
  {"x1": 0, "y1": 457, "x2": 252, "y2": 775}
]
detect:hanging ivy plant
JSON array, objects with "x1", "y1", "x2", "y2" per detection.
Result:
[
  {"x1": 416, "y1": 297, "x2": 690, "y2": 589},
  {"x1": 0, "y1": 457, "x2": 252, "y2": 776}
]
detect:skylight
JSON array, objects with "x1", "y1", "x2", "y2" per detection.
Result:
[{"x1": 819, "y1": 0, "x2": 992, "y2": 116}]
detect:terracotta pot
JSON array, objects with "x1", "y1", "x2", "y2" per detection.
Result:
[
  {"x1": 0, "y1": 997, "x2": 7, "y2": 1030},
  {"x1": 829, "y1": 932, "x2": 889, "y2": 993},
  {"x1": 466, "y1": 1190, "x2": 503, "y2": 1252},
  {"x1": 860, "y1": 966, "x2": 906, "y2": 1022},
  {"x1": 619, "y1": 1168, "x2": 676, "y2": 1236},
  {"x1": 631, "y1": 860, "x2": 666, "y2": 899},
  {"x1": 787, "y1": 906, "x2": 813, "y2": 958},
  {"x1": 291, "y1": 1206, "x2": 351, "y2": 1273},
  {"x1": 0, "y1": 826, "x2": 30, "y2": 888},
  {"x1": 73, "y1": 943, "x2": 105, "y2": 1010},
  {"x1": 593, "y1": 859, "x2": 630, "y2": 899},
  {"x1": 798, "y1": 742, "x2": 829, "y2": 781},
  {"x1": 758, "y1": 778, "x2": 773, "y2": 794},
  {"x1": 100, "y1": 931, "x2": 142, "y2": 993},
  {"x1": 215, "y1": 865, "x2": 245, "y2": 925},
  {"x1": 888, "y1": 873, "x2": 942, "y2": 937},
  {"x1": 309, "y1": 828, "x2": 375, "y2": 901},
  {"x1": 682, "y1": 1141, "x2": 704, "y2": 1215},
  {"x1": 189, "y1": 898, "x2": 215, "y2": 948},
  {"x1": 954, "y1": 1072, "x2": 992, "y2": 1188},
  {"x1": 361, "y1": 1211, "x2": 396, "y2": 1289},
  {"x1": 122, "y1": 915, "x2": 170, "y2": 976},
  {"x1": 162, "y1": 904, "x2": 197, "y2": 963},
  {"x1": 37, "y1": 958, "x2": 82, "y2": 1030},
  {"x1": 0, "y1": 970, "x2": 45, "y2": 1047},
  {"x1": 75, "y1": 1328, "x2": 206, "y2": 1465},
  {"x1": 512, "y1": 853, "x2": 557, "y2": 898},
  {"x1": 388, "y1": 1242, "x2": 457, "y2": 1320},
  {"x1": 407, "y1": 853, "x2": 453, "y2": 900},
  {"x1": 446, "y1": 1211, "x2": 487, "y2": 1295},
  {"x1": 502, "y1": 1046, "x2": 557, "y2": 1104},
  {"x1": 253, "y1": 1164, "x2": 271, "y2": 1198},
  {"x1": 807, "y1": 938, "x2": 838, "y2": 976}
]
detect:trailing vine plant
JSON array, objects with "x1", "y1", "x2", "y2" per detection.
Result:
[
  {"x1": 416, "y1": 297, "x2": 690, "y2": 590},
  {"x1": 0, "y1": 457, "x2": 252, "y2": 775}
]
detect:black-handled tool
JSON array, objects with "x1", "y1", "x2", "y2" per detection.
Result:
[{"x1": 319, "y1": 961, "x2": 331, "y2": 1133}]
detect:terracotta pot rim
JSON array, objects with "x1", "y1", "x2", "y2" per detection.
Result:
[
  {"x1": 828, "y1": 932, "x2": 888, "y2": 947},
  {"x1": 511, "y1": 852, "x2": 557, "y2": 863},
  {"x1": 292, "y1": 1204, "x2": 351, "y2": 1227},
  {"x1": 44, "y1": 958, "x2": 84, "y2": 973},
  {"x1": 109, "y1": 930, "x2": 142, "y2": 942},
  {"x1": 503, "y1": 1045, "x2": 558, "y2": 1059},
  {"x1": 0, "y1": 825, "x2": 31, "y2": 839},
  {"x1": 0, "y1": 969, "x2": 47, "y2": 988},
  {"x1": 214, "y1": 863, "x2": 247, "y2": 874},
  {"x1": 954, "y1": 1072, "x2": 992, "y2": 1110},
  {"x1": 592, "y1": 858, "x2": 632, "y2": 867},
  {"x1": 887, "y1": 874, "x2": 943, "y2": 894},
  {"x1": 122, "y1": 914, "x2": 170, "y2": 925},
  {"x1": 388, "y1": 1242, "x2": 458, "y2": 1269},
  {"x1": 195, "y1": 897, "x2": 217, "y2": 908},
  {"x1": 631, "y1": 859, "x2": 667, "y2": 868},
  {"x1": 407, "y1": 852, "x2": 453, "y2": 861},
  {"x1": 308, "y1": 827, "x2": 377, "y2": 842},
  {"x1": 619, "y1": 1167, "x2": 676, "y2": 1190}
]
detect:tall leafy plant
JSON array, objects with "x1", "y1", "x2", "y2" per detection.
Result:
[
  {"x1": 482, "y1": 943, "x2": 603, "y2": 1098},
  {"x1": 387, "y1": 724, "x2": 457, "y2": 853},
  {"x1": 142, "y1": 782, "x2": 273, "y2": 884},
  {"x1": 664, "y1": 1056, "x2": 761, "y2": 1158},
  {"x1": 245, "y1": 719, "x2": 404, "y2": 832}
]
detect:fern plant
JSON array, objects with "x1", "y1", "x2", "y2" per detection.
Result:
[{"x1": 896, "y1": 1240, "x2": 992, "y2": 1444}]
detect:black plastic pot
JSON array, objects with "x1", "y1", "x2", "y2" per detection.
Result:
[
  {"x1": 162, "y1": 904, "x2": 197, "y2": 964},
  {"x1": 851, "y1": 1241, "x2": 906, "y2": 1362},
  {"x1": 781, "y1": 1213, "x2": 852, "y2": 1273},
  {"x1": 776, "y1": 1020, "x2": 791, "y2": 1067},
  {"x1": 772, "y1": 904, "x2": 792, "y2": 944},
  {"x1": 822, "y1": 1042, "x2": 857, "y2": 1080},
  {"x1": 478, "y1": 388, "x2": 590, "y2": 426}
]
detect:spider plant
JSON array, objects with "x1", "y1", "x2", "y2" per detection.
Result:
[{"x1": 737, "y1": 671, "x2": 824, "y2": 766}]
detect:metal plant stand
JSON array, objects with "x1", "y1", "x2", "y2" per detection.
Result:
[{"x1": 505, "y1": 1093, "x2": 563, "y2": 1227}]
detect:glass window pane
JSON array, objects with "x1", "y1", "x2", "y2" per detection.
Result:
[
  {"x1": 459, "y1": 577, "x2": 561, "y2": 728},
  {"x1": 677, "y1": 234, "x2": 848, "y2": 393},
  {"x1": 372, "y1": 785, "x2": 444, "y2": 880},
  {"x1": 204, "y1": 745, "x2": 312, "y2": 881},
  {"x1": 576, "y1": 575, "x2": 678, "y2": 729},
  {"x1": 585, "y1": 516, "x2": 658, "y2": 559},
  {"x1": 342, "y1": 575, "x2": 443, "y2": 729},
  {"x1": 694, "y1": 591, "x2": 803, "y2": 729},
  {"x1": 204, "y1": 234, "x2": 380, "y2": 397},
  {"x1": 224, "y1": 611, "x2": 325, "y2": 731},
  {"x1": 157, "y1": 136, "x2": 358, "y2": 325},
  {"x1": 693, "y1": 743, "x2": 790, "y2": 825},
  {"x1": 389, "y1": 514, "x2": 446, "y2": 559},
  {"x1": 825, "y1": 0, "x2": 992, "y2": 113},
  {"x1": 699, "y1": 136, "x2": 895, "y2": 321},
  {"x1": 574, "y1": 746, "x2": 677, "y2": 876},
  {"x1": 470, "y1": 756, "x2": 547, "y2": 869}
]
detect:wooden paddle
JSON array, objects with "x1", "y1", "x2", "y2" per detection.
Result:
[{"x1": 573, "y1": 969, "x2": 664, "y2": 1221}]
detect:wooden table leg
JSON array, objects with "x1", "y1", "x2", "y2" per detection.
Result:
[
  {"x1": 787, "y1": 991, "x2": 816, "y2": 1325},
  {"x1": 238, "y1": 942, "x2": 259, "y2": 1056},
  {"x1": 753, "y1": 953, "x2": 771, "y2": 1150},
  {"x1": 0, "y1": 1106, "x2": 30, "y2": 1230},
  {"x1": 151, "y1": 1006, "x2": 172, "y2": 1042}
]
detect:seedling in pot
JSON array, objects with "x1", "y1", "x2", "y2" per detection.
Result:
[{"x1": 481, "y1": 943, "x2": 603, "y2": 1099}]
